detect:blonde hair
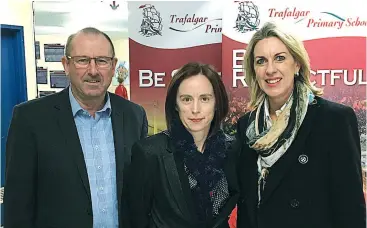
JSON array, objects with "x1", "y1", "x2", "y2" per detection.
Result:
[{"x1": 243, "y1": 21, "x2": 323, "y2": 110}]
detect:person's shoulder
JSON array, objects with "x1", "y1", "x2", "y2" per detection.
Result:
[
  {"x1": 139, "y1": 131, "x2": 168, "y2": 144},
  {"x1": 315, "y1": 96, "x2": 355, "y2": 118},
  {"x1": 135, "y1": 131, "x2": 169, "y2": 155},
  {"x1": 238, "y1": 111, "x2": 251, "y2": 122},
  {"x1": 235, "y1": 110, "x2": 252, "y2": 131},
  {"x1": 109, "y1": 92, "x2": 144, "y2": 113},
  {"x1": 14, "y1": 89, "x2": 65, "y2": 113}
]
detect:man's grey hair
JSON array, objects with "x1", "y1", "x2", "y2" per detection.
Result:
[{"x1": 64, "y1": 27, "x2": 115, "y2": 57}]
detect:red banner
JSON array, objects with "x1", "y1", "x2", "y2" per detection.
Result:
[
  {"x1": 222, "y1": 1, "x2": 367, "y2": 195},
  {"x1": 128, "y1": 1, "x2": 223, "y2": 135}
]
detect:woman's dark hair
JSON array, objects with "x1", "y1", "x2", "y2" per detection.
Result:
[{"x1": 165, "y1": 62, "x2": 229, "y2": 137}]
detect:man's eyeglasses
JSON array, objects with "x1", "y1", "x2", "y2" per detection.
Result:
[{"x1": 66, "y1": 56, "x2": 114, "y2": 69}]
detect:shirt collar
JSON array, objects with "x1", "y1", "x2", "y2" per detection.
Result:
[
  {"x1": 264, "y1": 92, "x2": 293, "y2": 119},
  {"x1": 68, "y1": 86, "x2": 112, "y2": 117}
]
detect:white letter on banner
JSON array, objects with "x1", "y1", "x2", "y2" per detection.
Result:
[
  {"x1": 330, "y1": 70, "x2": 342, "y2": 86},
  {"x1": 154, "y1": 72, "x2": 166, "y2": 87},
  {"x1": 139, "y1": 70, "x2": 153, "y2": 87},
  {"x1": 233, "y1": 49, "x2": 245, "y2": 69},
  {"x1": 233, "y1": 68, "x2": 247, "y2": 87}
]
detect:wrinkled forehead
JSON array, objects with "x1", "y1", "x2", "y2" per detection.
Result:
[{"x1": 70, "y1": 33, "x2": 113, "y2": 57}]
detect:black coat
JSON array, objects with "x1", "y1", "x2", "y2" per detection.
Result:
[
  {"x1": 4, "y1": 88, "x2": 148, "y2": 228},
  {"x1": 235, "y1": 97, "x2": 366, "y2": 228},
  {"x1": 125, "y1": 132, "x2": 239, "y2": 228}
]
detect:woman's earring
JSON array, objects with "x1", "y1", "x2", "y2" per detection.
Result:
[{"x1": 295, "y1": 72, "x2": 299, "y2": 77}]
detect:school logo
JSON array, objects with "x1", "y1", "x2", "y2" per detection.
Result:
[
  {"x1": 139, "y1": 4, "x2": 163, "y2": 37},
  {"x1": 234, "y1": 1, "x2": 260, "y2": 33}
]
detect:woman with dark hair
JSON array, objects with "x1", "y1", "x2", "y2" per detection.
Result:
[{"x1": 125, "y1": 62, "x2": 239, "y2": 228}]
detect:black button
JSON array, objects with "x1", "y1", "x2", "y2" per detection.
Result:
[{"x1": 290, "y1": 199, "x2": 300, "y2": 208}]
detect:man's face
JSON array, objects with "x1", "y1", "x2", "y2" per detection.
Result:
[{"x1": 62, "y1": 33, "x2": 117, "y2": 102}]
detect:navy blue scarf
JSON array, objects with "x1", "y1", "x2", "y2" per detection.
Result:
[{"x1": 169, "y1": 118, "x2": 227, "y2": 222}]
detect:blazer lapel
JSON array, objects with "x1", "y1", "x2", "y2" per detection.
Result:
[
  {"x1": 162, "y1": 139, "x2": 194, "y2": 222},
  {"x1": 110, "y1": 96, "x2": 125, "y2": 209},
  {"x1": 261, "y1": 103, "x2": 319, "y2": 204},
  {"x1": 55, "y1": 89, "x2": 91, "y2": 202}
]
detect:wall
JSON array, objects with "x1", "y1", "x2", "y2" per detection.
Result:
[
  {"x1": 0, "y1": 0, "x2": 129, "y2": 100},
  {"x1": 35, "y1": 34, "x2": 66, "y2": 93},
  {"x1": 0, "y1": 0, "x2": 37, "y2": 100}
]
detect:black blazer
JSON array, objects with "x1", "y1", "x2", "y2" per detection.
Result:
[
  {"x1": 4, "y1": 88, "x2": 148, "y2": 228},
  {"x1": 125, "y1": 132, "x2": 240, "y2": 228},
  {"x1": 235, "y1": 97, "x2": 366, "y2": 228}
]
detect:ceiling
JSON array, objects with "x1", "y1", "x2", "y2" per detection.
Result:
[{"x1": 33, "y1": 0, "x2": 129, "y2": 38}]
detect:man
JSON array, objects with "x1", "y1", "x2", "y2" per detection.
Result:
[{"x1": 4, "y1": 27, "x2": 148, "y2": 228}]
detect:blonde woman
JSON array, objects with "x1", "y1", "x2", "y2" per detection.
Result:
[{"x1": 234, "y1": 22, "x2": 366, "y2": 228}]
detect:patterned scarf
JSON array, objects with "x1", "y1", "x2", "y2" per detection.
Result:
[
  {"x1": 245, "y1": 80, "x2": 314, "y2": 205},
  {"x1": 246, "y1": 80, "x2": 312, "y2": 158},
  {"x1": 168, "y1": 118, "x2": 229, "y2": 223}
]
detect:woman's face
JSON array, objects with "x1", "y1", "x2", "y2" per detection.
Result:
[
  {"x1": 253, "y1": 37, "x2": 300, "y2": 102},
  {"x1": 176, "y1": 74, "x2": 215, "y2": 136}
]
